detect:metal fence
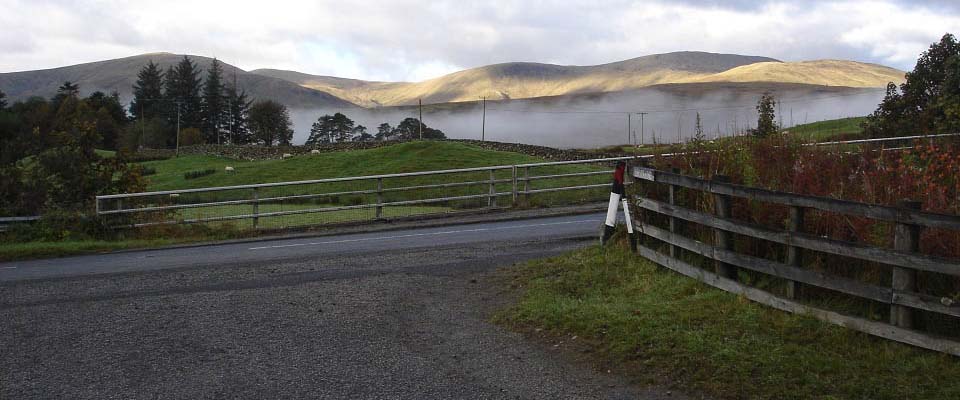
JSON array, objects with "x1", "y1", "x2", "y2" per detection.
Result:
[
  {"x1": 95, "y1": 157, "x2": 640, "y2": 230},
  {"x1": 29, "y1": 132, "x2": 955, "y2": 231}
]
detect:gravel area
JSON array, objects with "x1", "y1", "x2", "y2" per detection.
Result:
[{"x1": 1, "y1": 238, "x2": 691, "y2": 399}]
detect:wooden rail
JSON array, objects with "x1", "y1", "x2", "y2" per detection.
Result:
[{"x1": 630, "y1": 166, "x2": 960, "y2": 356}]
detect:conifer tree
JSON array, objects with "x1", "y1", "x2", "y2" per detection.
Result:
[
  {"x1": 225, "y1": 85, "x2": 252, "y2": 144},
  {"x1": 130, "y1": 60, "x2": 164, "y2": 121},
  {"x1": 165, "y1": 56, "x2": 202, "y2": 131},
  {"x1": 201, "y1": 58, "x2": 227, "y2": 144}
]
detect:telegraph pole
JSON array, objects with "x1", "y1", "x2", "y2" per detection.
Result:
[
  {"x1": 481, "y1": 97, "x2": 486, "y2": 141},
  {"x1": 175, "y1": 101, "x2": 181, "y2": 157},
  {"x1": 637, "y1": 112, "x2": 647, "y2": 145},
  {"x1": 418, "y1": 98, "x2": 423, "y2": 140}
]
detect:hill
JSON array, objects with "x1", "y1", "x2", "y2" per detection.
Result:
[
  {"x1": 686, "y1": 60, "x2": 904, "y2": 87},
  {"x1": 252, "y1": 52, "x2": 905, "y2": 106},
  {"x1": 0, "y1": 53, "x2": 356, "y2": 109},
  {"x1": 253, "y1": 51, "x2": 780, "y2": 106}
]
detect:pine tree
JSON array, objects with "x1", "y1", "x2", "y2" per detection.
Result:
[
  {"x1": 166, "y1": 56, "x2": 203, "y2": 131},
  {"x1": 224, "y1": 86, "x2": 252, "y2": 144},
  {"x1": 331, "y1": 113, "x2": 355, "y2": 142},
  {"x1": 130, "y1": 60, "x2": 164, "y2": 121},
  {"x1": 307, "y1": 115, "x2": 334, "y2": 145},
  {"x1": 351, "y1": 125, "x2": 372, "y2": 142},
  {"x1": 201, "y1": 58, "x2": 227, "y2": 144},
  {"x1": 375, "y1": 123, "x2": 393, "y2": 141}
]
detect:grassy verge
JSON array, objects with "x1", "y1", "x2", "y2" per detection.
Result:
[
  {"x1": 494, "y1": 238, "x2": 960, "y2": 400},
  {"x1": 0, "y1": 238, "x2": 215, "y2": 262}
]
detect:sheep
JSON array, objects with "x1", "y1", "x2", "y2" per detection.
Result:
[
  {"x1": 169, "y1": 193, "x2": 180, "y2": 199},
  {"x1": 282, "y1": 153, "x2": 293, "y2": 159},
  {"x1": 224, "y1": 166, "x2": 235, "y2": 173},
  {"x1": 311, "y1": 149, "x2": 321, "y2": 155}
]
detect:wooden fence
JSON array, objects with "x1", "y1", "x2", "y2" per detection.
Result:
[{"x1": 630, "y1": 166, "x2": 960, "y2": 356}]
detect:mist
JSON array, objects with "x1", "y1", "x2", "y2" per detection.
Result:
[{"x1": 289, "y1": 84, "x2": 887, "y2": 149}]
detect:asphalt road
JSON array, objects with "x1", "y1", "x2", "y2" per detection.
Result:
[
  {"x1": 0, "y1": 213, "x2": 608, "y2": 282},
  {"x1": 0, "y1": 213, "x2": 690, "y2": 399}
]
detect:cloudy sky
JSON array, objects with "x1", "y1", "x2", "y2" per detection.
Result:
[{"x1": 2, "y1": 0, "x2": 959, "y2": 81}]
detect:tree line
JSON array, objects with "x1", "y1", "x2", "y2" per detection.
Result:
[
  {"x1": 0, "y1": 83, "x2": 142, "y2": 217},
  {"x1": 130, "y1": 56, "x2": 289, "y2": 147},
  {"x1": 305, "y1": 112, "x2": 445, "y2": 145}
]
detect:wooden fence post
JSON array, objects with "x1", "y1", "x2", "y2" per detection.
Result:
[
  {"x1": 891, "y1": 200, "x2": 922, "y2": 328},
  {"x1": 488, "y1": 169, "x2": 497, "y2": 208},
  {"x1": 511, "y1": 166, "x2": 518, "y2": 206},
  {"x1": 375, "y1": 178, "x2": 384, "y2": 219},
  {"x1": 252, "y1": 187, "x2": 259, "y2": 230},
  {"x1": 669, "y1": 168, "x2": 681, "y2": 259},
  {"x1": 522, "y1": 166, "x2": 530, "y2": 205},
  {"x1": 712, "y1": 175, "x2": 737, "y2": 280},
  {"x1": 786, "y1": 206, "x2": 805, "y2": 299}
]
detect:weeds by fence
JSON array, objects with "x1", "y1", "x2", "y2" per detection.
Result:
[{"x1": 630, "y1": 165, "x2": 960, "y2": 355}]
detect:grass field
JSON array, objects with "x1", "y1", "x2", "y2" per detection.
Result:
[
  {"x1": 177, "y1": 203, "x2": 452, "y2": 229},
  {"x1": 3, "y1": 141, "x2": 612, "y2": 260},
  {"x1": 127, "y1": 141, "x2": 612, "y2": 223},
  {"x1": 496, "y1": 237, "x2": 960, "y2": 400},
  {"x1": 785, "y1": 116, "x2": 867, "y2": 141},
  {"x1": 140, "y1": 141, "x2": 547, "y2": 191},
  {"x1": 583, "y1": 117, "x2": 870, "y2": 155}
]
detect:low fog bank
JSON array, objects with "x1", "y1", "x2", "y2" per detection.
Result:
[{"x1": 289, "y1": 84, "x2": 886, "y2": 149}]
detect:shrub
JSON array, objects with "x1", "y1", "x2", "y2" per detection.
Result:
[
  {"x1": 183, "y1": 169, "x2": 216, "y2": 180},
  {"x1": 140, "y1": 166, "x2": 156, "y2": 176}
]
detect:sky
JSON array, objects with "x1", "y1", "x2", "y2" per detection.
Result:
[{"x1": 1, "y1": 0, "x2": 959, "y2": 82}]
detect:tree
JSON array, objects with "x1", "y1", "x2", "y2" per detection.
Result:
[
  {"x1": 86, "y1": 91, "x2": 127, "y2": 150},
  {"x1": 201, "y1": 58, "x2": 228, "y2": 144},
  {"x1": 224, "y1": 86, "x2": 252, "y2": 144},
  {"x1": 0, "y1": 89, "x2": 7, "y2": 110},
  {"x1": 165, "y1": 56, "x2": 203, "y2": 132},
  {"x1": 306, "y1": 112, "x2": 355, "y2": 144},
  {"x1": 307, "y1": 114, "x2": 334, "y2": 145},
  {"x1": 330, "y1": 112, "x2": 355, "y2": 142},
  {"x1": 130, "y1": 60, "x2": 164, "y2": 121},
  {"x1": 754, "y1": 92, "x2": 777, "y2": 138},
  {"x1": 938, "y1": 55, "x2": 960, "y2": 134},
  {"x1": 394, "y1": 117, "x2": 445, "y2": 140},
  {"x1": 863, "y1": 33, "x2": 960, "y2": 137},
  {"x1": 693, "y1": 112, "x2": 705, "y2": 142},
  {"x1": 248, "y1": 100, "x2": 293, "y2": 146},
  {"x1": 352, "y1": 125, "x2": 373, "y2": 142},
  {"x1": 375, "y1": 123, "x2": 394, "y2": 141}
]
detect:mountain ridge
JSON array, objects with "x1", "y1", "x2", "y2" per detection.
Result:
[
  {"x1": 0, "y1": 51, "x2": 905, "y2": 110},
  {"x1": 0, "y1": 53, "x2": 356, "y2": 109}
]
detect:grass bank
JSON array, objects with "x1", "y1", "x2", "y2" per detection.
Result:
[
  {"x1": 140, "y1": 141, "x2": 547, "y2": 191},
  {"x1": 495, "y1": 237, "x2": 960, "y2": 400}
]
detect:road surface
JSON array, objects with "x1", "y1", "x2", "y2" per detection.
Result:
[{"x1": 0, "y1": 213, "x2": 689, "y2": 399}]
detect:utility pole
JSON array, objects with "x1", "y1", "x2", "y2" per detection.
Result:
[
  {"x1": 637, "y1": 112, "x2": 647, "y2": 145},
  {"x1": 175, "y1": 101, "x2": 181, "y2": 157},
  {"x1": 140, "y1": 102, "x2": 144, "y2": 150},
  {"x1": 627, "y1": 113, "x2": 631, "y2": 145},
  {"x1": 418, "y1": 98, "x2": 423, "y2": 140},
  {"x1": 676, "y1": 112, "x2": 682, "y2": 143},
  {"x1": 481, "y1": 97, "x2": 486, "y2": 141}
]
